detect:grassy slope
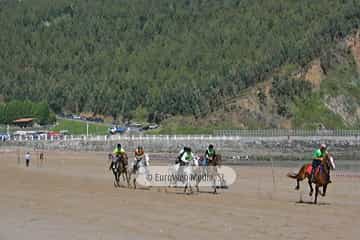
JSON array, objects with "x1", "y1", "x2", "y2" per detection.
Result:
[
  {"x1": 147, "y1": 116, "x2": 234, "y2": 135},
  {"x1": 153, "y1": 46, "x2": 360, "y2": 133},
  {"x1": 51, "y1": 119, "x2": 109, "y2": 135},
  {"x1": 292, "y1": 57, "x2": 360, "y2": 129},
  {"x1": 292, "y1": 95, "x2": 346, "y2": 129}
]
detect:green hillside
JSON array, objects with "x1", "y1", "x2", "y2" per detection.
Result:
[{"x1": 0, "y1": 0, "x2": 360, "y2": 125}]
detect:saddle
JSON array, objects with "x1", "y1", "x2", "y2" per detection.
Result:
[
  {"x1": 315, "y1": 165, "x2": 323, "y2": 176},
  {"x1": 306, "y1": 164, "x2": 324, "y2": 176},
  {"x1": 306, "y1": 165, "x2": 312, "y2": 175},
  {"x1": 114, "y1": 155, "x2": 128, "y2": 168}
]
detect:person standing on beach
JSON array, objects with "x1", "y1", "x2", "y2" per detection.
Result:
[
  {"x1": 25, "y1": 152, "x2": 31, "y2": 167},
  {"x1": 39, "y1": 152, "x2": 44, "y2": 167}
]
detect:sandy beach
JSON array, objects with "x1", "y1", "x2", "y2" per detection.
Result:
[{"x1": 0, "y1": 150, "x2": 359, "y2": 240}]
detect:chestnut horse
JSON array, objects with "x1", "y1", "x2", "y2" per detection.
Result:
[
  {"x1": 287, "y1": 153, "x2": 335, "y2": 204},
  {"x1": 312, "y1": 153, "x2": 335, "y2": 204}
]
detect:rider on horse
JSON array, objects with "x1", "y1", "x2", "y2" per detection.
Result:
[
  {"x1": 133, "y1": 145, "x2": 145, "y2": 172},
  {"x1": 176, "y1": 147, "x2": 190, "y2": 165},
  {"x1": 109, "y1": 143, "x2": 126, "y2": 170},
  {"x1": 180, "y1": 147, "x2": 194, "y2": 166},
  {"x1": 204, "y1": 144, "x2": 216, "y2": 165},
  {"x1": 310, "y1": 143, "x2": 330, "y2": 182}
]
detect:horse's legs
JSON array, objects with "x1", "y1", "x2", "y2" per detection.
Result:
[
  {"x1": 322, "y1": 184, "x2": 327, "y2": 197},
  {"x1": 295, "y1": 179, "x2": 300, "y2": 190},
  {"x1": 213, "y1": 175, "x2": 217, "y2": 194},
  {"x1": 116, "y1": 171, "x2": 120, "y2": 187},
  {"x1": 113, "y1": 171, "x2": 119, "y2": 187},
  {"x1": 314, "y1": 185, "x2": 319, "y2": 204},
  {"x1": 133, "y1": 176, "x2": 136, "y2": 189},
  {"x1": 195, "y1": 177, "x2": 200, "y2": 193},
  {"x1": 308, "y1": 178, "x2": 313, "y2": 196},
  {"x1": 122, "y1": 172, "x2": 126, "y2": 182},
  {"x1": 125, "y1": 171, "x2": 130, "y2": 187}
]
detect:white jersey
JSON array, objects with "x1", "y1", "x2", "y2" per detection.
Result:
[{"x1": 25, "y1": 154, "x2": 31, "y2": 161}]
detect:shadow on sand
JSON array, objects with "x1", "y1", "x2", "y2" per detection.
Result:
[{"x1": 295, "y1": 200, "x2": 331, "y2": 206}]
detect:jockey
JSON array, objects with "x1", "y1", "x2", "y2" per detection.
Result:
[
  {"x1": 133, "y1": 145, "x2": 145, "y2": 171},
  {"x1": 204, "y1": 144, "x2": 216, "y2": 165},
  {"x1": 176, "y1": 146, "x2": 190, "y2": 164},
  {"x1": 180, "y1": 147, "x2": 194, "y2": 166},
  {"x1": 109, "y1": 143, "x2": 126, "y2": 170},
  {"x1": 310, "y1": 143, "x2": 328, "y2": 182}
]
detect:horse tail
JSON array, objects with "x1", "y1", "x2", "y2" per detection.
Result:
[
  {"x1": 287, "y1": 172, "x2": 298, "y2": 179},
  {"x1": 287, "y1": 164, "x2": 309, "y2": 180}
]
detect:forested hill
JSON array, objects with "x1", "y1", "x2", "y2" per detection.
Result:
[{"x1": 1, "y1": 0, "x2": 360, "y2": 123}]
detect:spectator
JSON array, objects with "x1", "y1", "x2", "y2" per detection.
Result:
[
  {"x1": 25, "y1": 152, "x2": 31, "y2": 167},
  {"x1": 39, "y1": 152, "x2": 44, "y2": 167}
]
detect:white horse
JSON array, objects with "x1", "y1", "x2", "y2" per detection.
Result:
[
  {"x1": 167, "y1": 156, "x2": 200, "y2": 189},
  {"x1": 130, "y1": 154, "x2": 151, "y2": 189},
  {"x1": 183, "y1": 156, "x2": 200, "y2": 194},
  {"x1": 167, "y1": 162, "x2": 181, "y2": 188}
]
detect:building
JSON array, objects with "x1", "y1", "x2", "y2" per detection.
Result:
[{"x1": 13, "y1": 118, "x2": 35, "y2": 128}]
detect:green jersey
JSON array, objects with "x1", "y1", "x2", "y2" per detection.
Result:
[
  {"x1": 113, "y1": 147, "x2": 125, "y2": 156},
  {"x1": 181, "y1": 152, "x2": 194, "y2": 162},
  {"x1": 313, "y1": 149, "x2": 325, "y2": 159},
  {"x1": 206, "y1": 148, "x2": 216, "y2": 158}
]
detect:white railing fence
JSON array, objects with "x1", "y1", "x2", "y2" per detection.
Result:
[
  {"x1": 214, "y1": 129, "x2": 360, "y2": 137},
  {"x1": 4, "y1": 129, "x2": 360, "y2": 143}
]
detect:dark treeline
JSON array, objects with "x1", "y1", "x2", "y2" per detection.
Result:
[
  {"x1": 0, "y1": 100, "x2": 54, "y2": 125},
  {"x1": 0, "y1": 0, "x2": 359, "y2": 121}
]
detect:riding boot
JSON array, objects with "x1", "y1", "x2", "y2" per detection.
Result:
[
  {"x1": 328, "y1": 174, "x2": 332, "y2": 183},
  {"x1": 109, "y1": 162, "x2": 114, "y2": 171},
  {"x1": 310, "y1": 168, "x2": 315, "y2": 182}
]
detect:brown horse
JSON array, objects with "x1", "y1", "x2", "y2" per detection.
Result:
[
  {"x1": 313, "y1": 153, "x2": 335, "y2": 204},
  {"x1": 112, "y1": 153, "x2": 130, "y2": 188},
  {"x1": 197, "y1": 154, "x2": 224, "y2": 194},
  {"x1": 287, "y1": 163, "x2": 312, "y2": 192},
  {"x1": 209, "y1": 154, "x2": 222, "y2": 167},
  {"x1": 287, "y1": 153, "x2": 335, "y2": 203}
]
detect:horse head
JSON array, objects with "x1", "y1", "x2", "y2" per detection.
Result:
[
  {"x1": 324, "y1": 153, "x2": 336, "y2": 170},
  {"x1": 144, "y1": 154, "x2": 150, "y2": 167},
  {"x1": 192, "y1": 155, "x2": 200, "y2": 167}
]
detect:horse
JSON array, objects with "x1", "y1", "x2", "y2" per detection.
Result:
[
  {"x1": 287, "y1": 153, "x2": 335, "y2": 203},
  {"x1": 129, "y1": 154, "x2": 151, "y2": 189},
  {"x1": 312, "y1": 153, "x2": 335, "y2": 204},
  {"x1": 167, "y1": 162, "x2": 182, "y2": 188},
  {"x1": 193, "y1": 154, "x2": 225, "y2": 194},
  {"x1": 183, "y1": 156, "x2": 200, "y2": 194},
  {"x1": 287, "y1": 163, "x2": 313, "y2": 192},
  {"x1": 111, "y1": 153, "x2": 130, "y2": 188},
  {"x1": 167, "y1": 155, "x2": 202, "y2": 190},
  {"x1": 207, "y1": 154, "x2": 225, "y2": 193}
]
